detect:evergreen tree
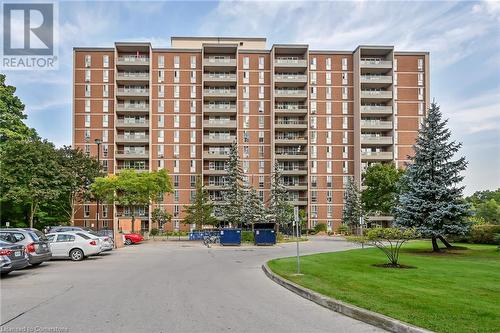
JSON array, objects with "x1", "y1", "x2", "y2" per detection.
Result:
[
  {"x1": 342, "y1": 176, "x2": 364, "y2": 235},
  {"x1": 394, "y1": 103, "x2": 470, "y2": 252},
  {"x1": 183, "y1": 176, "x2": 217, "y2": 230},
  {"x1": 269, "y1": 163, "x2": 294, "y2": 230},
  {"x1": 242, "y1": 186, "x2": 267, "y2": 227},
  {"x1": 223, "y1": 142, "x2": 244, "y2": 227}
]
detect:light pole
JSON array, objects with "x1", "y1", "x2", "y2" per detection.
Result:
[{"x1": 95, "y1": 138, "x2": 102, "y2": 231}]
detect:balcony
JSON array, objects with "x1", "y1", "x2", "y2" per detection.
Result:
[
  {"x1": 115, "y1": 150, "x2": 149, "y2": 159},
  {"x1": 274, "y1": 89, "x2": 307, "y2": 99},
  {"x1": 116, "y1": 72, "x2": 149, "y2": 82},
  {"x1": 275, "y1": 152, "x2": 308, "y2": 160},
  {"x1": 115, "y1": 104, "x2": 149, "y2": 114},
  {"x1": 203, "y1": 73, "x2": 237, "y2": 82},
  {"x1": 116, "y1": 135, "x2": 149, "y2": 144},
  {"x1": 360, "y1": 136, "x2": 393, "y2": 145},
  {"x1": 203, "y1": 105, "x2": 237, "y2": 115},
  {"x1": 275, "y1": 137, "x2": 308, "y2": 145},
  {"x1": 274, "y1": 74, "x2": 308, "y2": 84},
  {"x1": 360, "y1": 105, "x2": 392, "y2": 115},
  {"x1": 274, "y1": 58, "x2": 308, "y2": 68},
  {"x1": 284, "y1": 182, "x2": 308, "y2": 191},
  {"x1": 360, "y1": 120, "x2": 393, "y2": 130},
  {"x1": 203, "y1": 151, "x2": 230, "y2": 160},
  {"x1": 204, "y1": 88, "x2": 237, "y2": 99},
  {"x1": 205, "y1": 184, "x2": 228, "y2": 191},
  {"x1": 360, "y1": 75, "x2": 392, "y2": 86},
  {"x1": 116, "y1": 166, "x2": 148, "y2": 173},
  {"x1": 288, "y1": 197, "x2": 308, "y2": 206},
  {"x1": 360, "y1": 59, "x2": 392, "y2": 69},
  {"x1": 281, "y1": 167, "x2": 308, "y2": 175},
  {"x1": 203, "y1": 135, "x2": 236, "y2": 144},
  {"x1": 116, "y1": 88, "x2": 149, "y2": 98},
  {"x1": 361, "y1": 151, "x2": 393, "y2": 161},
  {"x1": 203, "y1": 120, "x2": 237, "y2": 129},
  {"x1": 361, "y1": 90, "x2": 392, "y2": 100},
  {"x1": 203, "y1": 168, "x2": 227, "y2": 175},
  {"x1": 275, "y1": 120, "x2": 307, "y2": 130},
  {"x1": 274, "y1": 105, "x2": 308, "y2": 115},
  {"x1": 116, "y1": 56, "x2": 150, "y2": 67},
  {"x1": 116, "y1": 119, "x2": 149, "y2": 129},
  {"x1": 203, "y1": 57, "x2": 236, "y2": 67}
]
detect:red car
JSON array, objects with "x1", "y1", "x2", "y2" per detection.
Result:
[{"x1": 124, "y1": 233, "x2": 143, "y2": 245}]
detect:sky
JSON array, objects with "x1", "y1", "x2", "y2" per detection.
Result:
[{"x1": 3, "y1": 0, "x2": 500, "y2": 195}]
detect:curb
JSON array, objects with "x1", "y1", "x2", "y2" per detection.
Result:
[{"x1": 262, "y1": 263, "x2": 433, "y2": 333}]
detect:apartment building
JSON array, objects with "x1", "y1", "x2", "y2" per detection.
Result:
[{"x1": 73, "y1": 37, "x2": 429, "y2": 232}]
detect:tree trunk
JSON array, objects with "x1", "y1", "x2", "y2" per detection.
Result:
[
  {"x1": 438, "y1": 235, "x2": 453, "y2": 249},
  {"x1": 431, "y1": 236, "x2": 441, "y2": 252},
  {"x1": 131, "y1": 215, "x2": 135, "y2": 233}
]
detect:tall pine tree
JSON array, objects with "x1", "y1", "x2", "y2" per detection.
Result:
[
  {"x1": 223, "y1": 142, "x2": 244, "y2": 227},
  {"x1": 241, "y1": 186, "x2": 267, "y2": 228},
  {"x1": 269, "y1": 163, "x2": 294, "y2": 230},
  {"x1": 342, "y1": 176, "x2": 364, "y2": 234},
  {"x1": 394, "y1": 103, "x2": 470, "y2": 252},
  {"x1": 183, "y1": 176, "x2": 217, "y2": 230}
]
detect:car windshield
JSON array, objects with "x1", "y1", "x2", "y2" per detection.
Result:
[{"x1": 30, "y1": 230, "x2": 48, "y2": 241}]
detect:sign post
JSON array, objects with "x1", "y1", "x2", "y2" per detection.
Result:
[{"x1": 294, "y1": 206, "x2": 300, "y2": 274}]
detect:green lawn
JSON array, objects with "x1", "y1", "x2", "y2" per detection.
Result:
[{"x1": 268, "y1": 241, "x2": 500, "y2": 333}]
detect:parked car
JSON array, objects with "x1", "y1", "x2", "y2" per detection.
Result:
[
  {"x1": 45, "y1": 226, "x2": 93, "y2": 234},
  {"x1": 46, "y1": 232, "x2": 101, "y2": 261},
  {"x1": 0, "y1": 228, "x2": 52, "y2": 266},
  {"x1": 124, "y1": 233, "x2": 143, "y2": 245},
  {"x1": 0, "y1": 240, "x2": 29, "y2": 275},
  {"x1": 86, "y1": 231, "x2": 114, "y2": 251},
  {"x1": 95, "y1": 229, "x2": 114, "y2": 240}
]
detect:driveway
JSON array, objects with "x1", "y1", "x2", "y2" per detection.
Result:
[{"x1": 1, "y1": 237, "x2": 384, "y2": 333}]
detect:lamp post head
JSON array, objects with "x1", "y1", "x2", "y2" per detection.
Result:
[{"x1": 94, "y1": 139, "x2": 102, "y2": 145}]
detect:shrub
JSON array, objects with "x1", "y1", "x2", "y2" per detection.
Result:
[
  {"x1": 337, "y1": 224, "x2": 349, "y2": 235},
  {"x1": 302, "y1": 228, "x2": 316, "y2": 235},
  {"x1": 469, "y1": 224, "x2": 500, "y2": 244},
  {"x1": 150, "y1": 228, "x2": 159, "y2": 236},
  {"x1": 277, "y1": 232, "x2": 284, "y2": 242},
  {"x1": 241, "y1": 230, "x2": 254, "y2": 243},
  {"x1": 314, "y1": 223, "x2": 327, "y2": 233}
]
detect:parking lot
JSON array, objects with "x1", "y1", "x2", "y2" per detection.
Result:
[{"x1": 1, "y1": 237, "x2": 383, "y2": 333}]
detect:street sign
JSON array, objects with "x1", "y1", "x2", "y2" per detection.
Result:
[{"x1": 294, "y1": 206, "x2": 299, "y2": 222}]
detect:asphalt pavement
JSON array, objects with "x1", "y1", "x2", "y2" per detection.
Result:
[{"x1": 0, "y1": 236, "x2": 384, "y2": 333}]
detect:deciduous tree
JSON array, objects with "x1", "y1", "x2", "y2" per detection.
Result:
[
  {"x1": 362, "y1": 163, "x2": 404, "y2": 215},
  {"x1": 183, "y1": 176, "x2": 217, "y2": 230}
]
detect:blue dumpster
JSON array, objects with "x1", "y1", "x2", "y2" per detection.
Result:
[
  {"x1": 189, "y1": 230, "x2": 218, "y2": 241},
  {"x1": 219, "y1": 229, "x2": 241, "y2": 246},
  {"x1": 254, "y1": 229, "x2": 276, "y2": 246}
]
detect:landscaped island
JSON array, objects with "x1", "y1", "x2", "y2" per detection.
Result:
[{"x1": 268, "y1": 241, "x2": 499, "y2": 333}]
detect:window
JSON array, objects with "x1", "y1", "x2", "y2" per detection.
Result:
[
  {"x1": 243, "y1": 71, "x2": 249, "y2": 84},
  {"x1": 259, "y1": 101, "x2": 264, "y2": 113},
  {"x1": 342, "y1": 72, "x2": 348, "y2": 85},
  {"x1": 310, "y1": 86, "x2": 317, "y2": 99},
  {"x1": 326, "y1": 131, "x2": 332, "y2": 144},
  {"x1": 84, "y1": 205, "x2": 90, "y2": 217},
  {"x1": 103, "y1": 55, "x2": 109, "y2": 68},
  {"x1": 84, "y1": 130, "x2": 90, "y2": 142},
  {"x1": 243, "y1": 101, "x2": 249, "y2": 114},
  {"x1": 243, "y1": 116, "x2": 249, "y2": 128},
  {"x1": 342, "y1": 116, "x2": 348, "y2": 129},
  {"x1": 191, "y1": 55, "x2": 196, "y2": 69},
  {"x1": 190, "y1": 130, "x2": 196, "y2": 143},
  {"x1": 310, "y1": 72, "x2": 317, "y2": 84},
  {"x1": 259, "y1": 86, "x2": 264, "y2": 99},
  {"x1": 85, "y1": 84, "x2": 91, "y2": 97},
  {"x1": 326, "y1": 160, "x2": 332, "y2": 173},
  {"x1": 326, "y1": 146, "x2": 332, "y2": 159},
  {"x1": 258, "y1": 56, "x2": 264, "y2": 69},
  {"x1": 326, "y1": 116, "x2": 332, "y2": 129},
  {"x1": 190, "y1": 115, "x2": 196, "y2": 128},
  {"x1": 102, "y1": 130, "x2": 108, "y2": 142},
  {"x1": 418, "y1": 88, "x2": 424, "y2": 101},
  {"x1": 102, "y1": 115, "x2": 108, "y2": 127},
  {"x1": 327, "y1": 175, "x2": 333, "y2": 188},
  {"x1": 310, "y1": 101, "x2": 317, "y2": 114},
  {"x1": 191, "y1": 70, "x2": 196, "y2": 83},
  {"x1": 342, "y1": 146, "x2": 348, "y2": 159},
  {"x1": 311, "y1": 160, "x2": 317, "y2": 173},
  {"x1": 326, "y1": 72, "x2": 331, "y2": 85},
  {"x1": 103, "y1": 100, "x2": 108, "y2": 113},
  {"x1": 258, "y1": 131, "x2": 264, "y2": 143},
  {"x1": 57, "y1": 234, "x2": 75, "y2": 242},
  {"x1": 342, "y1": 102, "x2": 348, "y2": 114},
  {"x1": 258, "y1": 146, "x2": 264, "y2": 158},
  {"x1": 311, "y1": 176, "x2": 317, "y2": 188},
  {"x1": 158, "y1": 115, "x2": 164, "y2": 128},
  {"x1": 326, "y1": 86, "x2": 332, "y2": 100},
  {"x1": 327, "y1": 191, "x2": 333, "y2": 203},
  {"x1": 174, "y1": 100, "x2": 180, "y2": 113},
  {"x1": 85, "y1": 55, "x2": 91, "y2": 67},
  {"x1": 174, "y1": 70, "x2": 180, "y2": 83},
  {"x1": 190, "y1": 145, "x2": 196, "y2": 158},
  {"x1": 158, "y1": 70, "x2": 164, "y2": 83},
  {"x1": 310, "y1": 131, "x2": 317, "y2": 144},
  {"x1": 326, "y1": 57, "x2": 332, "y2": 70},
  {"x1": 418, "y1": 102, "x2": 424, "y2": 115},
  {"x1": 174, "y1": 56, "x2": 180, "y2": 68},
  {"x1": 394, "y1": 72, "x2": 398, "y2": 85},
  {"x1": 310, "y1": 145, "x2": 317, "y2": 159},
  {"x1": 243, "y1": 146, "x2": 249, "y2": 158},
  {"x1": 343, "y1": 131, "x2": 348, "y2": 144},
  {"x1": 342, "y1": 57, "x2": 348, "y2": 70},
  {"x1": 190, "y1": 160, "x2": 196, "y2": 173},
  {"x1": 158, "y1": 100, "x2": 164, "y2": 113},
  {"x1": 259, "y1": 71, "x2": 264, "y2": 84},
  {"x1": 85, "y1": 69, "x2": 91, "y2": 82},
  {"x1": 310, "y1": 57, "x2": 317, "y2": 70},
  {"x1": 174, "y1": 115, "x2": 180, "y2": 128},
  {"x1": 174, "y1": 130, "x2": 180, "y2": 143},
  {"x1": 259, "y1": 116, "x2": 264, "y2": 129},
  {"x1": 243, "y1": 131, "x2": 249, "y2": 143},
  {"x1": 84, "y1": 115, "x2": 90, "y2": 127},
  {"x1": 418, "y1": 58, "x2": 424, "y2": 71},
  {"x1": 343, "y1": 161, "x2": 349, "y2": 174},
  {"x1": 174, "y1": 159, "x2": 179, "y2": 173},
  {"x1": 243, "y1": 57, "x2": 249, "y2": 69},
  {"x1": 418, "y1": 73, "x2": 424, "y2": 86},
  {"x1": 310, "y1": 116, "x2": 317, "y2": 129},
  {"x1": 158, "y1": 145, "x2": 164, "y2": 158},
  {"x1": 158, "y1": 55, "x2": 165, "y2": 68},
  {"x1": 85, "y1": 99, "x2": 91, "y2": 112},
  {"x1": 190, "y1": 100, "x2": 196, "y2": 113},
  {"x1": 243, "y1": 86, "x2": 249, "y2": 99},
  {"x1": 190, "y1": 175, "x2": 197, "y2": 188},
  {"x1": 326, "y1": 102, "x2": 332, "y2": 114},
  {"x1": 191, "y1": 85, "x2": 196, "y2": 98},
  {"x1": 103, "y1": 70, "x2": 109, "y2": 83},
  {"x1": 158, "y1": 85, "x2": 164, "y2": 98},
  {"x1": 342, "y1": 87, "x2": 348, "y2": 100},
  {"x1": 103, "y1": 84, "x2": 108, "y2": 97}
]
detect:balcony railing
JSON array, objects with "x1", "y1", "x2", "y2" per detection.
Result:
[
  {"x1": 116, "y1": 72, "x2": 149, "y2": 80},
  {"x1": 115, "y1": 150, "x2": 149, "y2": 158},
  {"x1": 360, "y1": 136, "x2": 393, "y2": 145},
  {"x1": 361, "y1": 90, "x2": 393, "y2": 99},
  {"x1": 204, "y1": 88, "x2": 237, "y2": 97},
  {"x1": 360, "y1": 120, "x2": 393, "y2": 130},
  {"x1": 275, "y1": 120, "x2": 307, "y2": 125},
  {"x1": 116, "y1": 104, "x2": 149, "y2": 112},
  {"x1": 274, "y1": 74, "x2": 307, "y2": 82},
  {"x1": 360, "y1": 75, "x2": 392, "y2": 84},
  {"x1": 360, "y1": 59, "x2": 392, "y2": 68},
  {"x1": 117, "y1": 56, "x2": 149, "y2": 65},
  {"x1": 203, "y1": 120, "x2": 237, "y2": 128},
  {"x1": 360, "y1": 105, "x2": 392, "y2": 114},
  {"x1": 274, "y1": 58, "x2": 308, "y2": 67},
  {"x1": 361, "y1": 151, "x2": 393, "y2": 160},
  {"x1": 116, "y1": 88, "x2": 149, "y2": 96},
  {"x1": 204, "y1": 135, "x2": 236, "y2": 143},
  {"x1": 203, "y1": 58, "x2": 237, "y2": 66},
  {"x1": 275, "y1": 89, "x2": 307, "y2": 98},
  {"x1": 116, "y1": 135, "x2": 149, "y2": 142},
  {"x1": 116, "y1": 119, "x2": 148, "y2": 127},
  {"x1": 203, "y1": 73, "x2": 237, "y2": 81}
]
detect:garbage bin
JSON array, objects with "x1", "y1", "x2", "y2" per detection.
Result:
[
  {"x1": 219, "y1": 229, "x2": 241, "y2": 246},
  {"x1": 254, "y1": 229, "x2": 276, "y2": 246}
]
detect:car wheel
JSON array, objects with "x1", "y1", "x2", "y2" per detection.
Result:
[
  {"x1": 70, "y1": 249, "x2": 84, "y2": 261},
  {"x1": 125, "y1": 239, "x2": 132, "y2": 245}
]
